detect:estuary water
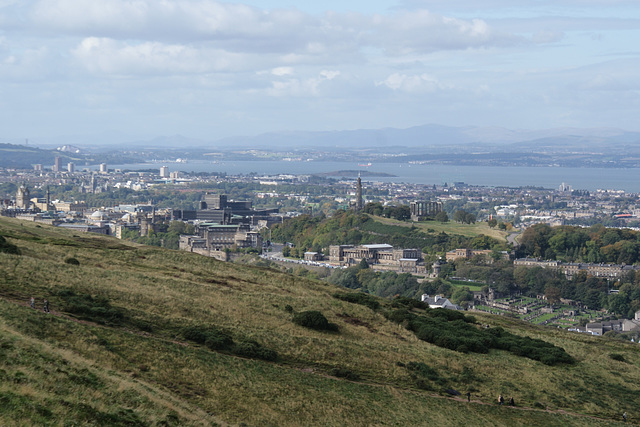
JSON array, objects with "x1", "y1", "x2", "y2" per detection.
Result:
[{"x1": 107, "y1": 160, "x2": 640, "y2": 193}]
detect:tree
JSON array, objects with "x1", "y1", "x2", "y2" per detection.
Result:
[
  {"x1": 435, "y1": 211, "x2": 449, "y2": 223},
  {"x1": 487, "y1": 218, "x2": 498, "y2": 228},
  {"x1": 451, "y1": 287, "x2": 474, "y2": 307}
]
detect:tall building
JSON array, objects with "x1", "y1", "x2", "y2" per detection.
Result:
[
  {"x1": 53, "y1": 156, "x2": 60, "y2": 172},
  {"x1": 355, "y1": 175, "x2": 363, "y2": 211},
  {"x1": 99, "y1": 163, "x2": 108, "y2": 173},
  {"x1": 16, "y1": 183, "x2": 30, "y2": 209},
  {"x1": 160, "y1": 166, "x2": 169, "y2": 178},
  {"x1": 67, "y1": 162, "x2": 75, "y2": 173},
  {"x1": 33, "y1": 164, "x2": 42, "y2": 171}
]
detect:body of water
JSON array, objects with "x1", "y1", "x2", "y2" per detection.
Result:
[{"x1": 105, "y1": 160, "x2": 640, "y2": 193}]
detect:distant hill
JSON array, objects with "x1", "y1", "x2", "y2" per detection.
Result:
[
  {"x1": 16, "y1": 125, "x2": 640, "y2": 152},
  {"x1": 0, "y1": 216, "x2": 638, "y2": 425},
  {"x1": 0, "y1": 143, "x2": 63, "y2": 169},
  {"x1": 209, "y1": 124, "x2": 640, "y2": 150}
]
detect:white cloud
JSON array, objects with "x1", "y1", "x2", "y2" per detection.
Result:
[
  {"x1": 271, "y1": 66, "x2": 293, "y2": 76},
  {"x1": 377, "y1": 73, "x2": 449, "y2": 92},
  {"x1": 71, "y1": 37, "x2": 246, "y2": 76},
  {"x1": 267, "y1": 69, "x2": 341, "y2": 97}
]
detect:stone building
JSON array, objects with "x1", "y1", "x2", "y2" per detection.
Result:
[
  {"x1": 328, "y1": 244, "x2": 426, "y2": 274},
  {"x1": 16, "y1": 183, "x2": 30, "y2": 209}
]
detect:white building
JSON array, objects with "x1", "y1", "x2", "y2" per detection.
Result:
[{"x1": 421, "y1": 294, "x2": 463, "y2": 310}]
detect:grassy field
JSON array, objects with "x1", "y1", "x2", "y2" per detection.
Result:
[
  {"x1": 0, "y1": 217, "x2": 638, "y2": 426},
  {"x1": 372, "y1": 215, "x2": 509, "y2": 241}
]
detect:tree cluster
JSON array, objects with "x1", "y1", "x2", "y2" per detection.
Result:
[{"x1": 517, "y1": 223, "x2": 640, "y2": 264}]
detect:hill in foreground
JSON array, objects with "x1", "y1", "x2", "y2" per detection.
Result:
[{"x1": 0, "y1": 217, "x2": 638, "y2": 426}]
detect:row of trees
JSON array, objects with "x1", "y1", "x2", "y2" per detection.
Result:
[{"x1": 518, "y1": 223, "x2": 640, "y2": 264}]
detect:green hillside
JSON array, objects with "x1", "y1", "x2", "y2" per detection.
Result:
[{"x1": 0, "y1": 216, "x2": 638, "y2": 426}]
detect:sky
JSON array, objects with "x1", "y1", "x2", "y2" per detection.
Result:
[{"x1": 1, "y1": 0, "x2": 640, "y2": 142}]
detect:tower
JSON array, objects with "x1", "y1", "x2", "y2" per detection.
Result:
[
  {"x1": 356, "y1": 176, "x2": 362, "y2": 210},
  {"x1": 16, "y1": 183, "x2": 30, "y2": 209}
]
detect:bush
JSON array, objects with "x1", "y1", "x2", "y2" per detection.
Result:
[
  {"x1": 333, "y1": 292, "x2": 380, "y2": 310},
  {"x1": 234, "y1": 340, "x2": 278, "y2": 361},
  {"x1": 609, "y1": 353, "x2": 625, "y2": 362},
  {"x1": 64, "y1": 257, "x2": 80, "y2": 265},
  {"x1": 385, "y1": 305, "x2": 575, "y2": 365},
  {"x1": 56, "y1": 290, "x2": 126, "y2": 326},
  {"x1": 292, "y1": 310, "x2": 338, "y2": 332},
  {"x1": 330, "y1": 367, "x2": 360, "y2": 381},
  {"x1": 0, "y1": 235, "x2": 19, "y2": 255},
  {"x1": 182, "y1": 326, "x2": 234, "y2": 350}
]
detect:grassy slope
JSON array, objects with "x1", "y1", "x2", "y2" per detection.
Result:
[
  {"x1": 372, "y1": 215, "x2": 509, "y2": 241},
  {"x1": 0, "y1": 217, "x2": 637, "y2": 426}
]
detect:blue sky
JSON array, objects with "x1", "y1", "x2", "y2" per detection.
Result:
[{"x1": 1, "y1": 0, "x2": 639, "y2": 142}]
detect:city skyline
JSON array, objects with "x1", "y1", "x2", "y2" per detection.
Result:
[{"x1": 1, "y1": 0, "x2": 639, "y2": 142}]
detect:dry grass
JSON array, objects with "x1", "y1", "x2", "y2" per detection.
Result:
[
  {"x1": 372, "y1": 215, "x2": 509, "y2": 241},
  {"x1": 0, "y1": 217, "x2": 637, "y2": 426}
]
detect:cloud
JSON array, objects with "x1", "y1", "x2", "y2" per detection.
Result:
[
  {"x1": 28, "y1": 0, "x2": 519, "y2": 57},
  {"x1": 71, "y1": 37, "x2": 246, "y2": 76},
  {"x1": 376, "y1": 72, "x2": 450, "y2": 92},
  {"x1": 271, "y1": 66, "x2": 294, "y2": 76},
  {"x1": 266, "y1": 69, "x2": 341, "y2": 97}
]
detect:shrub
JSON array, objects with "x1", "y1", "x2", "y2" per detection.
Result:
[
  {"x1": 385, "y1": 305, "x2": 575, "y2": 365},
  {"x1": 609, "y1": 353, "x2": 625, "y2": 362},
  {"x1": 333, "y1": 292, "x2": 380, "y2": 310},
  {"x1": 64, "y1": 257, "x2": 80, "y2": 265},
  {"x1": 292, "y1": 310, "x2": 338, "y2": 332},
  {"x1": 182, "y1": 326, "x2": 234, "y2": 350},
  {"x1": 330, "y1": 367, "x2": 360, "y2": 381},
  {"x1": 234, "y1": 340, "x2": 278, "y2": 361},
  {"x1": 0, "y1": 235, "x2": 19, "y2": 255},
  {"x1": 57, "y1": 290, "x2": 126, "y2": 326}
]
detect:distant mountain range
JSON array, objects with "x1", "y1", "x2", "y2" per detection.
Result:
[
  {"x1": 22, "y1": 124, "x2": 640, "y2": 152},
  {"x1": 4, "y1": 124, "x2": 640, "y2": 169},
  {"x1": 208, "y1": 125, "x2": 640, "y2": 151}
]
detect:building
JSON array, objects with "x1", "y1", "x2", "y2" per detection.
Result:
[
  {"x1": 585, "y1": 318, "x2": 640, "y2": 336},
  {"x1": 304, "y1": 252, "x2": 324, "y2": 262},
  {"x1": 67, "y1": 162, "x2": 75, "y2": 173},
  {"x1": 160, "y1": 166, "x2": 169, "y2": 178},
  {"x1": 446, "y1": 248, "x2": 494, "y2": 262},
  {"x1": 15, "y1": 183, "x2": 30, "y2": 209},
  {"x1": 410, "y1": 201, "x2": 443, "y2": 221},
  {"x1": 53, "y1": 156, "x2": 60, "y2": 172},
  {"x1": 421, "y1": 294, "x2": 463, "y2": 310},
  {"x1": 179, "y1": 222, "x2": 263, "y2": 257},
  {"x1": 174, "y1": 193, "x2": 280, "y2": 226},
  {"x1": 54, "y1": 201, "x2": 87, "y2": 213},
  {"x1": 328, "y1": 244, "x2": 426, "y2": 274},
  {"x1": 99, "y1": 163, "x2": 108, "y2": 173},
  {"x1": 513, "y1": 258, "x2": 640, "y2": 280}
]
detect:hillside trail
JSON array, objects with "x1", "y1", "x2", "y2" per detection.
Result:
[{"x1": 1, "y1": 292, "x2": 634, "y2": 426}]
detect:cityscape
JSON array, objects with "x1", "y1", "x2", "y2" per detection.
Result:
[{"x1": 2, "y1": 0, "x2": 640, "y2": 425}]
